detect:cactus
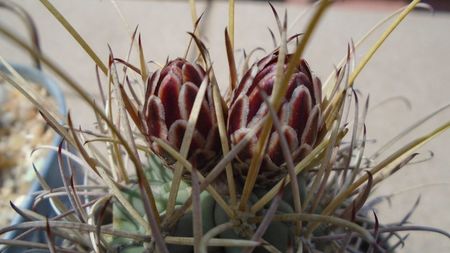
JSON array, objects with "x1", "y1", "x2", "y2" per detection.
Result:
[{"x1": 0, "y1": 0, "x2": 449, "y2": 252}]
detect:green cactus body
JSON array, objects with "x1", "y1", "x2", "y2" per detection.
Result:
[
  {"x1": 112, "y1": 154, "x2": 302, "y2": 253},
  {"x1": 112, "y1": 154, "x2": 192, "y2": 252}
]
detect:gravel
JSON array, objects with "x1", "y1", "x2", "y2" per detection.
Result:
[{"x1": 0, "y1": 78, "x2": 56, "y2": 228}]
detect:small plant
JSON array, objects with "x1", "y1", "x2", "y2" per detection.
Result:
[{"x1": 0, "y1": 0, "x2": 449, "y2": 252}]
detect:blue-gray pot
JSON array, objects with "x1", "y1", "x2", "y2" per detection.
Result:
[{"x1": 0, "y1": 64, "x2": 68, "y2": 252}]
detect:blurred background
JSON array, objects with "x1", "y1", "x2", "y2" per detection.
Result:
[
  {"x1": 1, "y1": 0, "x2": 449, "y2": 252},
  {"x1": 282, "y1": 0, "x2": 450, "y2": 12}
]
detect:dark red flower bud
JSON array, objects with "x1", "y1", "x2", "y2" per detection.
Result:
[
  {"x1": 228, "y1": 52, "x2": 323, "y2": 187},
  {"x1": 143, "y1": 58, "x2": 220, "y2": 177}
]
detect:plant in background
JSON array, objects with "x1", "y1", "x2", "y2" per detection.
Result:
[{"x1": 0, "y1": 0, "x2": 449, "y2": 252}]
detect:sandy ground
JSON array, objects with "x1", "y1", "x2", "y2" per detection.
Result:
[{"x1": 1, "y1": 1, "x2": 449, "y2": 252}]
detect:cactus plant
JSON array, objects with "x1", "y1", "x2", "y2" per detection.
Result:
[{"x1": 0, "y1": 0, "x2": 449, "y2": 253}]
